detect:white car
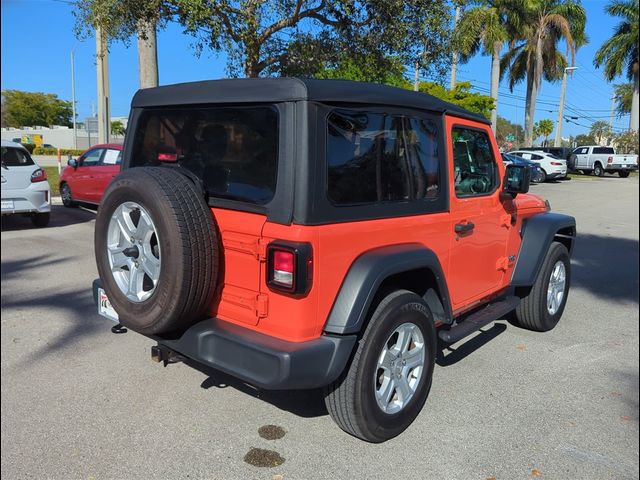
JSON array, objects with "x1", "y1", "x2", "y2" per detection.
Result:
[
  {"x1": 1, "y1": 140, "x2": 51, "y2": 227},
  {"x1": 508, "y1": 150, "x2": 567, "y2": 182}
]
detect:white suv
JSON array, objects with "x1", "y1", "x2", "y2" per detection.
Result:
[
  {"x1": 1, "y1": 140, "x2": 51, "y2": 227},
  {"x1": 508, "y1": 150, "x2": 567, "y2": 182}
]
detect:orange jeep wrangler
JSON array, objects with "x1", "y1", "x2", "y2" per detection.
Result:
[{"x1": 93, "y1": 78, "x2": 575, "y2": 442}]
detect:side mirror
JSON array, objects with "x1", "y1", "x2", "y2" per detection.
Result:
[
  {"x1": 504, "y1": 164, "x2": 530, "y2": 196},
  {"x1": 67, "y1": 158, "x2": 78, "y2": 169}
]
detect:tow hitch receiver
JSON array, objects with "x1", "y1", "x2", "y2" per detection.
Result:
[{"x1": 151, "y1": 344, "x2": 186, "y2": 367}]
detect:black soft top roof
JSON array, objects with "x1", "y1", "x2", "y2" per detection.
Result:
[{"x1": 131, "y1": 77, "x2": 489, "y2": 124}]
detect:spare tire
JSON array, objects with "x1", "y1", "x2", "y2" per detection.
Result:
[{"x1": 95, "y1": 167, "x2": 219, "y2": 335}]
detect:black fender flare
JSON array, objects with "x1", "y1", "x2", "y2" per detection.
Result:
[
  {"x1": 323, "y1": 244, "x2": 452, "y2": 335},
  {"x1": 511, "y1": 212, "x2": 576, "y2": 287}
]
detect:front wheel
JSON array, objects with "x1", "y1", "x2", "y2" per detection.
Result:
[
  {"x1": 324, "y1": 290, "x2": 436, "y2": 442},
  {"x1": 514, "y1": 242, "x2": 570, "y2": 332},
  {"x1": 593, "y1": 163, "x2": 605, "y2": 177},
  {"x1": 619, "y1": 171, "x2": 630, "y2": 178}
]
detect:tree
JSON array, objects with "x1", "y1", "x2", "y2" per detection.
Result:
[
  {"x1": 110, "y1": 120, "x2": 126, "y2": 136},
  {"x1": 594, "y1": 0, "x2": 639, "y2": 132},
  {"x1": 614, "y1": 129, "x2": 640, "y2": 153},
  {"x1": 1, "y1": 90, "x2": 73, "y2": 128},
  {"x1": 74, "y1": 0, "x2": 162, "y2": 88},
  {"x1": 414, "y1": 81, "x2": 495, "y2": 119},
  {"x1": 614, "y1": 83, "x2": 634, "y2": 115},
  {"x1": 501, "y1": 0, "x2": 587, "y2": 146},
  {"x1": 589, "y1": 120, "x2": 613, "y2": 145},
  {"x1": 453, "y1": 0, "x2": 523, "y2": 132},
  {"x1": 496, "y1": 115, "x2": 525, "y2": 149},
  {"x1": 574, "y1": 133, "x2": 596, "y2": 146},
  {"x1": 309, "y1": 55, "x2": 410, "y2": 88},
  {"x1": 534, "y1": 119, "x2": 555, "y2": 146}
]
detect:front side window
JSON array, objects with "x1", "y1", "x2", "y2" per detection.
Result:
[
  {"x1": 326, "y1": 109, "x2": 440, "y2": 205},
  {"x1": 131, "y1": 106, "x2": 278, "y2": 205},
  {"x1": 82, "y1": 149, "x2": 104, "y2": 166},
  {"x1": 452, "y1": 127, "x2": 499, "y2": 197}
]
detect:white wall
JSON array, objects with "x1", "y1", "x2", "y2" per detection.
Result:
[{"x1": 1, "y1": 125, "x2": 125, "y2": 149}]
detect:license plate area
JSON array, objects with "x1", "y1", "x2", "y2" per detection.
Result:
[
  {"x1": 1, "y1": 199, "x2": 14, "y2": 210},
  {"x1": 97, "y1": 288, "x2": 119, "y2": 322}
]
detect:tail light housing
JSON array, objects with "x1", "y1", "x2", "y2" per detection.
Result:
[
  {"x1": 31, "y1": 168, "x2": 47, "y2": 182},
  {"x1": 607, "y1": 156, "x2": 613, "y2": 164},
  {"x1": 550, "y1": 162, "x2": 563, "y2": 166},
  {"x1": 267, "y1": 242, "x2": 313, "y2": 295}
]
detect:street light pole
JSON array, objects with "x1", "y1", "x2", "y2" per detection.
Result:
[
  {"x1": 71, "y1": 48, "x2": 77, "y2": 149},
  {"x1": 554, "y1": 66, "x2": 578, "y2": 147}
]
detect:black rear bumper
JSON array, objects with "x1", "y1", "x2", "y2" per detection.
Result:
[{"x1": 93, "y1": 279, "x2": 356, "y2": 390}]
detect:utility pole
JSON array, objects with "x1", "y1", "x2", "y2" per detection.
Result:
[
  {"x1": 96, "y1": 26, "x2": 110, "y2": 144},
  {"x1": 413, "y1": 62, "x2": 419, "y2": 92},
  {"x1": 609, "y1": 95, "x2": 616, "y2": 129},
  {"x1": 71, "y1": 48, "x2": 77, "y2": 149},
  {"x1": 554, "y1": 66, "x2": 577, "y2": 147}
]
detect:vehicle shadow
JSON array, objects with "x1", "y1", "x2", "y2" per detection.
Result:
[
  {"x1": 571, "y1": 233, "x2": 639, "y2": 304},
  {"x1": 187, "y1": 359, "x2": 329, "y2": 418},
  {"x1": 0, "y1": 205, "x2": 95, "y2": 231},
  {"x1": 436, "y1": 322, "x2": 508, "y2": 367}
]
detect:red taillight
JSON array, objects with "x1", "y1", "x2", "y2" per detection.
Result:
[
  {"x1": 31, "y1": 168, "x2": 47, "y2": 182},
  {"x1": 157, "y1": 153, "x2": 178, "y2": 162},
  {"x1": 273, "y1": 250, "x2": 294, "y2": 287},
  {"x1": 267, "y1": 242, "x2": 313, "y2": 295},
  {"x1": 607, "y1": 156, "x2": 613, "y2": 164},
  {"x1": 550, "y1": 162, "x2": 563, "y2": 166}
]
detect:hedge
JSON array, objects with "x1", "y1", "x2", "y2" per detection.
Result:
[
  {"x1": 21, "y1": 143, "x2": 37, "y2": 154},
  {"x1": 33, "y1": 147, "x2": 85, "y2": 156}
]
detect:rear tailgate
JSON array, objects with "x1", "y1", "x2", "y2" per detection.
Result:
[
  {"x1": 1, "y1": 164, "x2": 38, "y2": 190},
  {"x1": 612, "y1": 154, "x2": 638, "y2": 167}
]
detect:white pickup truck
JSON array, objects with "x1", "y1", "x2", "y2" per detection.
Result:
[{"x1": 570, "y1": 146, "x2": 638, "y2": 178}]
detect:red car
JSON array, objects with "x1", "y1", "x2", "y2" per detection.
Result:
[{"x1": 60, "y1": 144, "x2": 122, "y2": 207}]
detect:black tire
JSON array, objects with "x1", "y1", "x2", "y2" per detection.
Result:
[
  {"x1": 619, "y1": 171, "x2": 630, "y2": 178},
  {"x1": 514, "y1": 242, "x2": 570, "y2": 332},
  {"x1": 31, "y1": 212, "x2": 50, "y2": 227},
  {"x1": 94, "y1": 167, "x2": 219, "y2": 335},
  {"x1": 568, "y1": 154, "x2": 577, "y2": 171},
  {"x1": 60, "y1": 183, "x2": 78, "y2": 208},
  {"x1": 593, "y1": 163, "x2": 604, "y2": 177},
  {"x1": 324, "y1": 289, "x2": 437, "y2": 443},
  {"x1": 539, "y1": 169, "x2": 547, "y2": 183}
]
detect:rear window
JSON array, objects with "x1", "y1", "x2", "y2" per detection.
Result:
[
  {"x1": 1, "y1": 147, "x2": 35, "y2": 167},
  {"x1": 593, "y1": 147, "x2": 614, "y2": 154},
  {"x1": 131, "y1": 106, "x2": 278, "y2": 205}
]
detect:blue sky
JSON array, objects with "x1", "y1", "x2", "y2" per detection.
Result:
[{"x1": 0, "y1": 0, "x2": 632, "y2": 137}]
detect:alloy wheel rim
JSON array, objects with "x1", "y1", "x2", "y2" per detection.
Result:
[
  {"x1": 61, "y1": 185, "x2": 71, "y2": 203},
  {"x1": 374, "y1": 322, "x2": 425, "y2": 414},
  {"x1": 547, "y1": 260, "x2": 566, "y2": 315},
  {"x1": 106, "y1": 201, "x2": 161, "y2": 302}
]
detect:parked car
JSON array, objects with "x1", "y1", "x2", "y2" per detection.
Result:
[
  {"x1": 59, "y1": 144, "x2": 123, "y2": 207},
  {"x1": 569, "y1": 145, "x2": 638, "y2": 177},
  {"x1": 1, "y1": 140, "x2": 51, "y2": 227},
  {"x1": 502, "y1": 152, "x2": 544, "y2": 183},
  {"x1": 92, "y1": 78, "x2": 575, "y2": 443},
  {"x1": 41, "y1": 143, "x2": 55, "y2": 149},
  {"x1": 508, "y1": 150, "x2": 567, "y2": 182},
  {"x1": 518, "y1": 146, "x2": 574, "y2": 161}
]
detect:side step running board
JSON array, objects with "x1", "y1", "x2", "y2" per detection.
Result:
[{"x1": 438, "y1": 296, "x2": 520, "y2": 344}]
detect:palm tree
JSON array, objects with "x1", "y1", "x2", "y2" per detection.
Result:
[
  {"x1": 453, "y1": 0, "x2": 524, "y2": 133},
  {"x1": 501, "y1": 0, "x2": 587, "y2": 146},
  {"x1": 594, "y1": 0, "x2": 639, "y2": 132}
]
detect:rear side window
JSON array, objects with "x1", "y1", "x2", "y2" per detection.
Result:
[
  {"x1": 1, "y1": 147, "x2": 34, "y2": 167},
  {"x1": 131, "y1": 106, "x2": 278, "y2": 205},
  {"x1": 102, "y1": 149, "x2": 121, "y2": 165},
  {"x1": 326, "y1": 109, "x2": 440, "y2": 205},
  {"x1": 452, "y1": 127, "x2": 499, "y2": 197},
  {"x1": 593, "y1": 147, "x2": 614, "y2": 154}
]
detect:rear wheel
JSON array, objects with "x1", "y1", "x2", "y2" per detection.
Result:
[
  {"x1": 539, "y1": 169, "x2": 547, "y2": 183},
  {"x1": 593, "y1": 163, "x2": 605, "y2": 177},
  {"x1": 619, "y1": 171, "x2": 630, "y2": 178},
  {"x1": 60, "y1": 183, "x2": 78, "y2": 208},
  {"x1": 31, "y1": 212, "x2": 50, "y2": 227},
  {"x1": 514, "y1": 242, "x2": 570, "y2": 332},
  {"x1": 324, "y1": 290, "x2": 436, "y2": 443}
]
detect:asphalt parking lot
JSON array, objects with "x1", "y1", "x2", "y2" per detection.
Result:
[{"x1": 2, "y1": 176, "x2": 638, "y2": 480}]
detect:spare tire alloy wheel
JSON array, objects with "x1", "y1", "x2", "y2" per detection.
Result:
[{"x1": 107, "y1": 201, "x2": 161, "y2": 302}]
